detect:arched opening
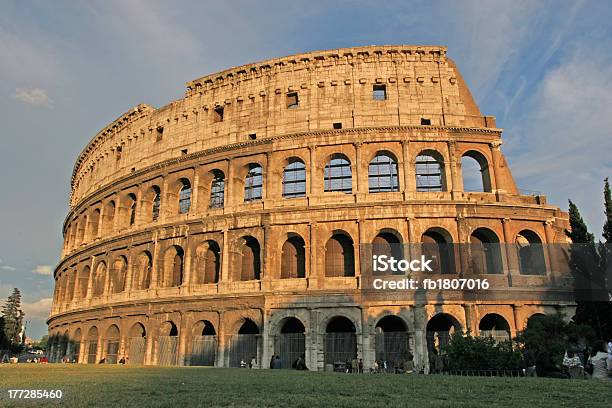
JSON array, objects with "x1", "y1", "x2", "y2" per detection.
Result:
[
  {"x1": 325, "y1": 233, "x2": 355, "y2": 277},
  {"x1": 239, "y1": 236, "x2": 261, "y2": 281},
  {"x1": 526, "y1": 313, "x2": 546, "y2": 329},
  {"x1": 178, "y1": 178, "x2": 192, "y2": 214},
  {"x1": 92, "y1": 262, "x2": 106, "y2": 297},
  {"x1": 421, "y1": 228, "x2": 455, "y2": 274},
  {"x1": 479, "y1": 313, "x2": 511, "y2": 342},
  {"x1": 90, "y1": 209, "x2": 100, "y2": 238},
  {"x1": 461, "y1": 151, "x2": 492, "y2": 192},
  {"x1": 191, "y1": 320, "x2": 217, "y2": 366},
  {"x1": 195, "y1": 241, "x2": 221, "y2": 284},
  {"x1": 128, "y1": 323, "x2": 146, "y2": 365},
  {"x1": 244, "y1": 164, "x2": 263, "y2": 202},
  {"x1": 230, "y1": 319, "x2": 260, "y2": 368},
  {"x1": 375, "y1": 316, "x2": 410, "y2": 372},
  {"x1": 415, "y1": 150, "x2": 445, "y2": 192},
  {"x1": 209, "y1": 170, "x2": 225, "y2": 208},
  {"x1": 283, "y1": 159, "x2": 306, "y2": 198},
  {"x1": 281, "y1": 235, "x2": 306, "y2": 279},
  {"x1": 469, "y1": 228, "x2": 503, "y2": 275},
  {"x1": 105, "y1": 325, "x2": 120, "y2": 364},
  {"x1": 162, "y1": 245, "x2": 184, "y2": 287},
  {"x1": 104, "y1": 200, "x2": 115, "y2": 234},
  {"x1": 369, "y1": 152, "x2": 399, "y2": 193},
  {"x1": 132, "y1": 251, "x2": 152, "y2": 290},
  {"x1": 73, "y1": 329, "x2": 82, "y2": 363},
  {"x1": 78, "y1": 266, "x2": 90, "y2": 299},
  {"x1": 372, "y1": 231, "x2": 403, "y2": 275},
  {"x1": 516, "y1": 230, "x2": 546, "y2": 276},
  {"x1": 151, "y1": 186, "x2": 161, "y2": 221},
  {"x1": 275, "y1": 317, "x2": 306, "y2": 369},
  {"x1": 128, "y1": 193, "x2": 137, "y2": 226},
  {"x1": 64, "y1": 272, "x2": 75, "y2": 303},
  {"x1": 426, "y1": 313, "x2": 461, "y2": 354},
  {"x1": 324, "y1": 154, "x2": 352, "y2": 194},
  {"x1": 158, "y1": 321, "x2": 179, "y2": 366},
  {"x1": 324, "y1": 316, "x2": 357, "y2": 365},
  {"x1": 86, "y1": 326, "x2": 99, "y2": 364},
  {"x1": 110, "y1": 256, "x2": 127, "y2": 294}
]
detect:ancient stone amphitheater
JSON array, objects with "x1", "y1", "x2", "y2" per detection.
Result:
[{"x1": 48, "y1": 45, "x2": 574, "y2": 371}]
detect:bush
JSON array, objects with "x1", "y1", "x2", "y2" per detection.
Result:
[{"x1": 445, "y1": 333, "x2": 522, "y2": 371}]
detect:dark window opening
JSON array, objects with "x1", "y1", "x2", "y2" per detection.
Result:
[
  {"x1": 128, "y1": 193, "x2": 137, "y2": 226},
  {"x1": 116, "y1": 146, "x2": 122, "y2": 161},
  {"x1": 333, "y1": 122, "x2": 342, "y2": 129},
  {"x1": 131, "y1": 167, "x2": 136, "y2": 172},
  {"x1": 210, "y1": 171, "x2": 225, "y2": 209},
  {"x1": 421, "y1": 118, "x2": 431, "y2": 125},
  {"x1": 179, "y1": 179, "x2": 192, "y2": 214},
  {"x1": 156, "y1": 126, "x2": 164, "y2": 141},
  {"x1": 373, "y1": 84, "x2": 387, "y2": 100},
  {"x1": 181, "y1": 149, "x2": 188, "y2": 155},
  {"x1": 282, "y1": 160, "x2": 306, "y2": 198},
  {"x1": 286, "y1": 92, "x2": 299, "y2": 108},
  {"x1": 249, "y1": 133, "x2": 257, "y2": 140},
  {"x1": 213, "y1": 106, "x2": 224, "y2": 122},
  {"x1": 151, "y1": 186, "x2": 161, "y2": 221}
]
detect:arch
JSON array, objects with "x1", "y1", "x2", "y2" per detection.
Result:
[
  {"x1": 375, "y1": 315, "x2": 408, "y2": 332},
  {"x1": 275, "y1": 317, "x2": 306, "y2": 369},
  {"x1": 281, "y1": 235, "x2": 306, "y2": 279},
  {"x1": 110, "y1": 255, "x2": 127, "y2": 294},
  {"x1": 229, "y1": 318, "x2": 260, "y2": 367},
  {"x1": 64, "y1": 271, "x2": 75, "y2": 302},
  {"x1": 324, "y1": 316, "x2": 357, "y2": 365},
  {"x1": 324, "y1": 154, "x2": 352, "y2": 194},
  {"x1": 151, "y1": 185, "x2": 161, "y2": 221},
  {"x1": 280, "y1": 317, "x2": 306, "y2": 334},
  {"x1": 77, "y1": 266, "x2": 90, "y2": 299},
  {"x1": 421, "y1": 227, "x2": 455, "y2": 274},
  {"x1": 372, "y1": 231, "x2": 403, "y2": 275},
  {"x1": 129, "y1": 322, "x2": 146, "y2": 338},
  {"x1": 158, "y1": 321, "x2": 179, "y2": 366},
  {"x1": 103, "y1": 200, "x2": 115, "y2": 233},
  {"x1": 193, "y1": 320, "x2": 216, "y2": 336},
  {"x1": 105, "y1": 324, "x2": 120, "y2": 364},
  {"x1": 209, "y1": 169, "x2": 225, "y2": 209},
  {"x1": 86, "y1": 326, "x2": 99, "y2": 364},
  {"x1": 162, "y1": 245, "x2": 184, "y2": 287},
  {"x1": 479, "y1": 313, "x2": 511, "y2": 342},
  {"x1": 516, "y1": 229, "x2": 546, "y2": 276},
  {"x1": 191, "y1": 320, "x2": 217, "y2": 366},
  {"x1": 283, "y1": 158, "x2": 307, "y2": 198},
  {"x1": 73, "y1": 328, "x2": 82, "y2": 363},
  {"x1": 375, "y1": 315, "x2": 410, "y2": 371},
  {"x1": 369, "y1": 151, "x2": 399, "y2": 193},
  {"x1": 469, "y1": 228, "x2": 503, "y2": 274},
  {"x1": 127, "y1": 193, "x2": 137, "y2": 226},
  {"x1": 244, "y1": 163, "x2": 263, "y2": 202},
  {"x1": 461, "y1": 150, "x2": 492, "y2": 192},
  {"x1": 239, "y1": 236, "x2": 261, "y2": 281},
  {"x1": 127, "y1": 323, "x2": 146, "y2": 365},
  {"x1": 415, "y1": 150, "x2": 446, "y2": 192},
  {"x1": 325, "y1": 232, "x2": 355, "y2": 277},
  {"x1": 132, "y1": 251, "x2": 152, "y2": 290},
  {"x1": 178, "y1": 178, "x2": 192, "y2": 214},
  {"x1": 160, "y1": 321, "x2": 179, "y2": 336},
  {"x1": 92, "y1": 261, "x2": 107, "y2": 297},
  {"x1": 526, "y1": 313, "x2": 546, "y2": 329},
  {"x1": 426, "y1": 313, "x2": 462, "y2": 353},
  {"x1": 238, "y1": 318, "x2": 259, "y2": 335},
  {"x1": 90, "y1": 208, "x2": 101, "y2": 237},
  {"x1": 195, "y1": 240, "x2": 221, "y2": 284}
]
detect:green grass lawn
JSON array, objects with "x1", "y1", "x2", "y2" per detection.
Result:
[{"x1": 0, "y1": 365, "x2": 610, "y2": 407}]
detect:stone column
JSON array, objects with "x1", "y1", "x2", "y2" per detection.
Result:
[
  {"x1": 159, "y1": 176, "x2": 169, "y2": 224},
  {"x1": 190, "y1": 168, "x2": 201, "y2": 214},
  {"x1": 308, "y1": 144, "x2": 317, "y2": 196},
  {"x1": 502, "y1": 218, "x2": 519, "y2": 281},
  {"x1": 149, "y1": 236, "x2": 160, "y2": 289},
  {"x1": 401, "y1": 140, "x2": 414, "y2": 197},
  {"x1": 220, "y1": 229, "x2": 230, "y2": 283},
  {"x1": 543, "y1": 220, "x2": 558, "y2": 279},
  {"x1": 354, "y1": 141, "x2": 364, "y2": 196},
  {"x1": 448, "y1": 140, "x2": 461, "y2": 197},
  {"x1": 86, "y1": 256, "x2": 96, "y2": 301},
  {"x1": 489, "y1": 141, "x2": 503, "y2": 193}
]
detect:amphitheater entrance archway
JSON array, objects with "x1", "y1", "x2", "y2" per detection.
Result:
[
  {"x1": 275, "y1": 317, "x2": 306, "y2": 369},
  {"x1": 229, "y1": 319, "x2": 260, "y2": 368},
  {"x1": 191, "y1": 320, "x2": 217, "y2": 366},
  {"x1": 479, "y1": 313, "x2": 511, "y2": 343},
  {"x1": 73, "y1": 329, "x2": 82, "y2": 363},
  {"x1": 375, "y1": 315, "x2": 410, "y2": 371},
  {"x1": 86, "y1": 327, "x2": 99, "y2": 364},
  {"x1": 426, "y1": 313, "x2": 461, "y2": 353},
  {"x1": 324, "y1": 316, "x2": 357, "y2": 366},
  {"x1": 158, "y1": 321, "x2": 179, "y2": 366},
  {"x1": 104, "y1": 325, "x2": 120, "y2": 364},
  {"x1": 128, "y1": 323, "x2": 146, "y2": 365}
]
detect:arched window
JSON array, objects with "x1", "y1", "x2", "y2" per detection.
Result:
[
  {"x1": 369, "y1": 153, "x2": 399, "y2": 193},
  {"x1": 240, "y1": 236, "x2": 261, "y2": 281},
  {"x1": 426, "y1": 313, "x2": 461, "y2": 353},
  {"x1": 128, "y1": 193, "x2": 137, "y2": 226},
  {"x1": 104, "y1": 201, "x2": 115, "y2": 233},
  {"x1": 281, "y1": 235, "x2": 306, "y2": 278},
  {"x1": 110, "y1": 256, "x2": 127, "y2": 294},
  {"x1": 461, "y1": 151, "x2": 492, "y2": 192},
  {"x1": 325, "y1": 233, "x2": 355, "y2": 277},
  {"x1": 375, "y1": 316, "x2": 410, "y2": 371},
  {"x1": 516, "y1": 230, "x2": 546, "y2": 275},
  {"x1": 421, "y1": 228, "x2": 455, "y2": 274},
  {"x1": 195, "y1": 241, "x2": 221, "y2": 284},
  {"x1": 469, "y1": 228, "x2": 503, "y2": 274},
  {"x1": 93, "y1": 262, "x2": 106, "y2": 297},
  {"x1": 244, "y1": 164, "x2": 263, "y2": 202},
  {"x1": 415, "y1": 151, "x2": 445, "y2": 192},
  {"x1": 209, "y1": 170, "x2": 225, "y2": 209},
  {"x1": 372, "y1": 231, "x2": 403, "y2": 275},
  {"x1": 178, "y1": 179, "x2": 192, "y2": 214},
  {"x1": 105, "y1": 325, "x2": 120, "y2": 364},
  {"x1": 324, "y1": 316, "x2": 357, "y2": 364},
  {"x1": 479, "y1": 313, "x2": 511, "y2": 343},
  {"x1": 151, "y1": 186, "x2": 161, "y2": 221},
  {"x1": 282, "y1": 159, "x2": 306, "y2": 198},
  {"x1": 133, "y1": 251, "x2": 152, "y2": 290},
  {"x1": 78, "y1": 266, "x2": 90, "y2": 299},
  {"x1": 162, "y1": 246, "x2": 184, "y2": 287},
  {"x1": 324, "y1": 154, "x2": 352, "y2": 194},
  {"x1": 90, "y1": 209, "x2": 100, "y2": 237}
]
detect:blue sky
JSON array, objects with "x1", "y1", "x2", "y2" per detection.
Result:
[{"x1": 1, "y1": 0, "x2": 611, "y2": 339}]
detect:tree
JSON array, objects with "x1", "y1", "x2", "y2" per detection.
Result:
[
  {"x1": 565, "y1": 200, "x2": 594, "y2": 243},
  {"x1": 603, "y1": 178, "x2": 612, "y2": 243},
  {"x1": 0, "y1": 316, "x2": 9, "y2": 350},
  {"x1": 1, "y1": 288, "x2": 25, "y2": 346}
]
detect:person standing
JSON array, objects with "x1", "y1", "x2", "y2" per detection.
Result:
[{"x1": 588, "y1": 341, "x2": 611, "y2": 380}]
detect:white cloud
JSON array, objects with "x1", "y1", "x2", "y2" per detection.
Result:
[
  {"x1": 32, "y1": 265, "x2": 53, "y2": 276},
  {"x1": 21, "y1": 297, "x2": 53, "y2": 320},
  {"x1": 12, "y1": 87, "x2": 52, "y2": 107},
  {"x1": 0, "y1": 265, "x2": 16, "y2": 271}
]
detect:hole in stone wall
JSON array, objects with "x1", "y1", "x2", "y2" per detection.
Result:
[
  {"x1": 249, "y1": 133, "x2": 257, "y2": 140},
  {"x1": 213, "y1": 106, "x2": 224, "y2": 122},
  {"x1": 286, "y1": 92, "x2": 299, "y2": 108},
  {"x1": 156, "y1": 126, "x2": 164, "y2": 141},
  {"x1": 333, "y1": 122, "x2": 342, "y2": 129},
  {"x1": 373, "y1": 84, "x2": 387, "y2": 100},
  {"x1": 421, "y1": 118, "x2": 431, "y2": 125}
]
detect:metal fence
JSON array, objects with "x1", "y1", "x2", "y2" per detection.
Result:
[
  {"x1": 190, "y1": 335, "x2": 217, "y2": 366},
  {"x1": 158, "y1": 336, "x2": 179, "y2": 366},
  {"x1": 129, "y1": 337, "x2": 146, "y2": 365},
  {"x1": 375, "y1": 332, "x2": 410, "y2": 370},
  {"x1": 324, "y1": 333, "x2": 356, "y2": 364},
  {"x1": 106, "y1": 341, "x2": 119, "y2": 364},
  {"x1": 275, "y1": 333, "x2": 305, "y2": 369},
  {"x1": 427, "y1": 331, "x2": 451, "y2": 352},
  {"x1": 229, "y1": 334, "x2": 259, "y2": 367},
  {"x1": 479, "y1": 330, "x2": 511, "y2": 343},
  {"x1": 73, "y1": 342, "x2": 80, "y2": 364},
  {"x1": 87, "y1": 341, "x2": 97, "y2": 364}
]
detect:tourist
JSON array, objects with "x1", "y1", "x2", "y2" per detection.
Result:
[
  {"x1": 250, "y1": 356, "x2": 257, "y2": 369},
  {"x1": 296, "y1": 354, "x2": 308, "y2": 370},
  {"x1": 562, "y1": 350, "x2": 584, "y2": 379},
  {"x1": 273, "y1": 355, "x2": 282, "y2": 369},
  {"x1": 372, "y1": 360, "x2": 379, "y2": 373},
  {"x1": 351, "y1": 357, "x2": 358, "y2": 374},
  {"x1": 404, "y1": 352, "x2": 415, "y2": 374},
  {"x1": 587, "y1": 341, "x2": 610, "y2": 380},
  {"x1": 269, "y1": 354, "x2": 275, "y2": 369},
  {"x1": 358, "y1": 359, "x2": 363, "y2": 373},
  {"x1": 240, "y1": 359, "x2": 247, "y2": 368}
]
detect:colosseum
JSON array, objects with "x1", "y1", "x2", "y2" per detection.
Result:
[{"x1": 48, "y1": 45, "x2": 575, "y2": 371}]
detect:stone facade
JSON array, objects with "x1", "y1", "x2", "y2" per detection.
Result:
[{"x1": 48, "y1": 45, "x2": 574, "y2": 371}]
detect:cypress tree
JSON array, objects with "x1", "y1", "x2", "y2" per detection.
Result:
[
  {"x1": 565, "y1": 200, "x2": 594, "y2": 243},
  {"x1": 603, "y1": 178, "x2": 612, "y2": 244},
  {"x1": 1, "y1": 288, "x2": 24, "y2": 345}
]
